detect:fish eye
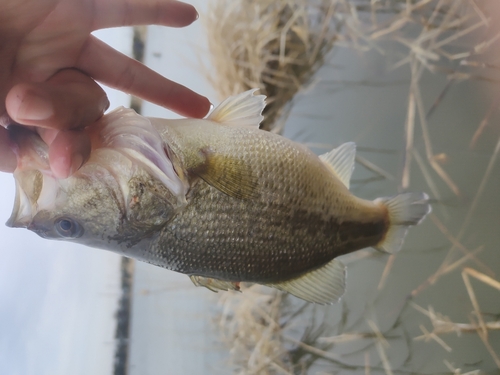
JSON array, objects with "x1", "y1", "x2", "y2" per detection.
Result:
[{"x1": 54, "y1": 217, "x2": 84, "y2": 238}]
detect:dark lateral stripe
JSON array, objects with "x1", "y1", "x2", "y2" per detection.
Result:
[{"x1": 335, "y1": 219, "x2": 388, "y2": 254}]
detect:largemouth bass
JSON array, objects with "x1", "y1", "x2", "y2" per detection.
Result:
[{"x1": 7, "y1": 90, "x2": 430, "y2": 304}]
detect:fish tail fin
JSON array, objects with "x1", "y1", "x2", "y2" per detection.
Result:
[{"x1": 374, "y1": 192, "x2": 431, "y2": 254}]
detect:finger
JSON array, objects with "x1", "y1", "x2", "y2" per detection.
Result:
[
  {"x1": 0, "y1": 127, "x2": 17, "y2": 173},
  {"x1": 92, "y1": 0, "x2": 198, "y2": 30},
  {"x1": 6, "y1": 69, "x2": 109, "y2": 130},
  {"x1": 48, "y1": 129, "x2": 90, "y2": 179},
  {"x1": 78, "y1": 36, "x2": 211, "y2": 118}
]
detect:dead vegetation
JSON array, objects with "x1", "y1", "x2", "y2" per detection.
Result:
[
  {"x1": 202, "y1": 0, "x2": 341, "y2": 132},
  {"x1": 412, "y1": 266, "x2": 500, "y2": 367},
  {"x1": 203, "y1": 0, "x2": 500, "y2": 373}
]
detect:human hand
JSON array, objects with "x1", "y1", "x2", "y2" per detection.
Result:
[{"x1": 0, "y1": 0, "x2": 211, "y2": 178}]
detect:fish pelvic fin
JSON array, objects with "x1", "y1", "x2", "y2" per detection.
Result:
[
  {"x1": 207, "y1": 89, "x2": 266, "y2": 128},
  {"x1": 374, "y1": 192, "x2": 431, "y2": 254},
  {"x1": 267, "y1": 258, "x2": 346, "y2": 305},
  {"x1": 319, "y1": 142, "x2": 356, "y2": 189},
  {"x1": 189, "y1": 275, "x2": 241, "y2": 293}
]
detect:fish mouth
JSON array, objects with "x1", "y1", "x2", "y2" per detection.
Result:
[
  {"x1": 6, "y1": 179, "x2": 31, "y2": 228},
  {"x1": 6, "y1": 125, "x2": 54, "y2": 229},
  {"x1": 7, "y1": 170, "x2": 59, "y2": 229},
  {"x1": 7, "y1": 108, "x2": 188, "y2": 230},
  {"x1": 96, "y1": 107, "x2": 189, "y2": 204}
]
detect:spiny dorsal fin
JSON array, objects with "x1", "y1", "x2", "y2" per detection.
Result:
[
  {"x1": 189, "y1": 275, "x2": 241, "y2": 293},
  {"x1": 319, "y1": 142, "x2": 356, "y2": 189},
  {"x1": 267, "y1": 258, "x2": 346, "y2": 305},
  {"x1": 195, "y1": 151, "x2": 258, "y2": 200},
  {"x1": 207, "y1": 89, "x2": 266, "y2": 128}
]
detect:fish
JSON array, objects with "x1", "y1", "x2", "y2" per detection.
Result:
[{"x1": 6, "y1": 89, "x2": 431, "y2": 304}]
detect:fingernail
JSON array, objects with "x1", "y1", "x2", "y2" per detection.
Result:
[
  {"x1": 68, "y1": 153, "x2": 83, "y2": 177},
  {"x1": 14, "y1": 93, "x2": 54, "y2": 122},
  {"x1": 52, "y1": 153, "x2": 83, "y2": 179},
  {"x1": 209, "y1": 102, "x2": 214, "y2": 111},
  {"x1": 37, "y1": 128, "x2": 59, "y2": 145},
  {"x1": 99, "y1": 96, "x2": 110, "y2": 113},
  {"x1": 195, "y1": 10, "x2": 199, "y2": 20}
]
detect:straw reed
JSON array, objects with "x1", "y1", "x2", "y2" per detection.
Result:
[{"x1": 203, "y1": 0, "x2": 342, "y2": 132}]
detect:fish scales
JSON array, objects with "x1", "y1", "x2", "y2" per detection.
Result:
[
  {"x1": 7, "y1": 90, "x2": 431, "y2": 304},
  {"x1": 144, "y1": 121, "x2": 388, "y2": 282},
  {"x1": 151, "y1": 183, "x2": 387, "y2": 282}
]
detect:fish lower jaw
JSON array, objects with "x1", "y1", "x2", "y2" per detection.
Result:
[{"x1": 5, "y1": 217, "x2": 29, "y2": 229}]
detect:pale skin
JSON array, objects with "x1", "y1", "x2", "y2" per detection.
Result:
[{"x1": 0, "y1": 0, "x2": 211, "y2": 178}]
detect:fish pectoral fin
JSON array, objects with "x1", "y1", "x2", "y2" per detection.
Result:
[
  {"x1": 195, "y1": 151, "x2": 258, "y2": 200},
  {"x1": 207, "y1": 89, "x2": 266, "y2": 128},
  {"x1": 319, "y1": 142, "x2": 356, "y2": 189},
  {"x1": 189, "y1": 275, "x2": 241, "y2": 293},
  {"x1": 266, "y1": 259, "x2": 346, "y2": 305}
]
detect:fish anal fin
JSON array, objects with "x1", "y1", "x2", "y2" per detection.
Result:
[
  {"x1": 195, "y1": 150, "x2": 258, "y2": 200},
  {"x1": 267, "y1": 259, "x2": 346, "y2": 305},
  {"x1": 189, "y1": 275, "x2": 241, "y2": 293},
  {"x1": 207, "y1": 89, "x2": 266, "y2": 128},
  {"x1": 374, "y1": 192, "x2": 431, "y2": 254},
  {"x1": 319, "y1": 142, "x2": 356, "y2": 189}
]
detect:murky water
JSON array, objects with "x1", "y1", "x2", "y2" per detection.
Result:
[
  {"x1": 80, "y1": 2, "x2": 500, "y2": 373},
  {"x1": 273, "y1": 44, "x2": 500, "y2": 374},
  {"x1": 128, "y1": 33, "x2": 499, "y2": 374},
  {"x1": 122, "y1": 2, "x2": 500, "y2": 370}
]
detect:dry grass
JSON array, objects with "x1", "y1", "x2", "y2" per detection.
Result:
[
  {"x1": 202, "y1": 0, "x2": 342, "y2": 132},
  {"x1": 215, "y1": 285, "x2": 290, "y2": 374},
  {"x1": 202, "y1": 0, "x2": 500, "y2": 373},
  {"x1": 412, "y1": 268, "x2": 500, "y2": 368}
]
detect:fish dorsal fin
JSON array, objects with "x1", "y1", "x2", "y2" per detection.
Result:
[
  {"x1": 267, "y1": 258, "x2": 346, "y2": 304},
  {"x1": 196, "y1": 150, "x2": 258, "y2": 200},
  {"x1": 319, "y1": 142, "x2": 356, "y2": 189},
  {"x1": 189, "y1": 275, "x2": 241, "y2": 293},
  {"x1": 207, "y1": 89, "x2": 266, "y2": 128}
]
